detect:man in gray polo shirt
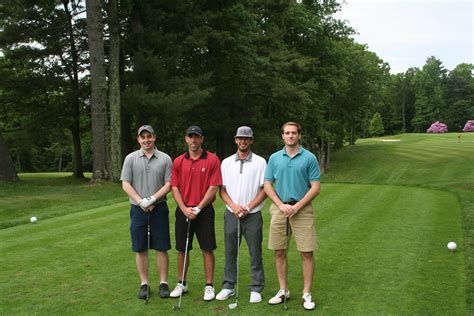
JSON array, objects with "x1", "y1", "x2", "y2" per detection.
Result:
[
  {"x1": 120, "y1": 125, "x2": 173, "y2": 300},
  {"x1": 216, "y1": 126, "x2": 267, "y2": 303}
]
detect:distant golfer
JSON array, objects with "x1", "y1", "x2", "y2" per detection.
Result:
[
  {"x1": 264, "y1": 122, "x2": 321, "y2": 311},
  {"x1": 216, "y1": 126, "x2": 267, "y2": 303},
  {"x1": 120, "y1": 125, "x2": 173, "y2": 300},
  {"x1": 169, "y1": 125, "x2": 222, "y2": 301}
]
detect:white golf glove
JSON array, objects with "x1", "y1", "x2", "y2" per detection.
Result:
[
  {"x1": 138, "y1": 196, "x2": 156, "y2": 209},
  {"x1": 192, "y1": 206, "x2": 202, "y2": 216}
]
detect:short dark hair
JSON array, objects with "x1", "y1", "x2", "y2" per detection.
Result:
[{"x1": 281, "y1": 122, "x2": 301, "y2": 134}]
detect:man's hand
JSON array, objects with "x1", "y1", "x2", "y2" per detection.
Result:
[
  {"x1": 144, "y1": 205, "x2": 155, "y2": 213},
  {"x1": 183, "y1": 207, "x2": 197, "y2": 220},
  {"x1": 138, "y1": 196, "x2": 156, "y2": 209},
  {"x1": 279, "y1": 203, "x2": 298, "y2": 218},
  {"x1": 233, "y1": 205, "x2": 249, "y2": 218}
]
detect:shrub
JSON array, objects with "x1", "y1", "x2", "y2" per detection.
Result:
[
  {"x1": 463, "y1": 120, "x2": 474, "y2": 132},
  {"x1": 427, "y1": 121, "x2": 448, "y2": 133}
]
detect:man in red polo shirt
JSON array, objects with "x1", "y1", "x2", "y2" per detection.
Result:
[{"x1": 169, "y1": 125, "x2": 222, "y2": 301}]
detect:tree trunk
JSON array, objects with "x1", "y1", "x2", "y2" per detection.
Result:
[
  {"x1": 0, "y1": 132, "x2": 18, "y2": 181},
  {"x1": 87, "y1": 0, "x2": 108, "y2": 182},
  {"x1": 107, "y1": 0, "x2": 121, "y2": 182},
  {"x1": 319, "y1": 138, "x2": 325, "y2": 174},
  {"x1": 63, "y1": 0, "x2": 84, "y2": 178},
  {"x1": 326, "y1": 141, "x2": 331, "y2": 170}
]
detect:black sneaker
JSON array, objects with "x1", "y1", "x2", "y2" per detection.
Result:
[
  {"x1": 138, "y1": 284, "x2": 150, "y2": 300},
  {"x1": 159, "y1": 283, "x2": 170, "y2": 298}
]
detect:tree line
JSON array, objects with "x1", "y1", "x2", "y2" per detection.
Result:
[{"x1": 0, "y1": 0, "x2": 472, "y2": 182}]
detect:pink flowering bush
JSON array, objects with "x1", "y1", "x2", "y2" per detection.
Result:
[
  {"x1": 463, "y1": 120, "x2": 474, "y2": 132},
  {"x1": 426, "y1": 121, "x2": 448, "y2": 133}
]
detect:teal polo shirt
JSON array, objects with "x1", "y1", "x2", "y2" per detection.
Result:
[{"x1": 264, "y1": 146, "x2": 320, "y2": 202}]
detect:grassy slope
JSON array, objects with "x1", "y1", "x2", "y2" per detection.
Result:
[
  {"x1": 0, "y1": 132, "x2": 472, "y2": 315},
  {"x1": 324, "y1": 133, "x2": 474, "y2": 314}
]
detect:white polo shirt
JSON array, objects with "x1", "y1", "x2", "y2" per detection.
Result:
[{"x1": 221, "y1": 152, "x2": 267, "y2": 213}]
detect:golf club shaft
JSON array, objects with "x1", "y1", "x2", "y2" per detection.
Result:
[
  {"x1": 235, "y1": 218, "x2": 240, "y2": 303},
  {"x1": 283, "y1": 217, "x2": 290, "y2": 310},
  {"x1": 146, "y1": 212, "x2": 151, "y2": 304},
  {"x1": 177, "y1": 218, "x2": 191, "y2": 308}
]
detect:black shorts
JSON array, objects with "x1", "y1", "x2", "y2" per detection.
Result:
[
  {"x1": 175, "y1": 204, "x2": 217, "y2": 252},
  {"x1": 130, "y1": 203, "x2": 171, "y2": 252}
]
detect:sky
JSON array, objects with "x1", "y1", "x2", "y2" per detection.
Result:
[{"x1": 334, "y1": 0, "x2": 473, "y2": 74}]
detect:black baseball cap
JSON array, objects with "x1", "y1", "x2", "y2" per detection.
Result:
[{"x1": 186, "y1": 125, "x2": 203, "y2": 136}]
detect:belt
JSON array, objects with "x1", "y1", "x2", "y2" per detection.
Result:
[{"x1": 283, "y1": 201, "x2": 298, "y2": 205}]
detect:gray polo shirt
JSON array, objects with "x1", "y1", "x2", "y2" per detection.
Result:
[{"x1": 120, "y1": 148, "x2": 172, "y2": 205}]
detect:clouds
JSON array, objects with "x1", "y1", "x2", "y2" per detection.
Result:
[{"x1": 335, "y1": 0, "x2": 473, "y2": 73}]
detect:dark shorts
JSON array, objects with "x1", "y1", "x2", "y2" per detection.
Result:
[
  {"x1": 130, "y1": 203, "x2": 171, "y2": 253},
  {"x1": 175, "y1": 204, "x2": 217, "y2": 252}
]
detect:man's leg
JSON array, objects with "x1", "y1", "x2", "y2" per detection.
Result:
[
  {"x1": 202, "y1": 250, "x2": 215, "y2": 284},
  {"x1": 301, "y1": 251, "x2": 314, "y2": 293},
  {"x1": 136, "y1": 251, "x2": 149, "y2": 284},
  {"x1": 243, "y1": 212, "x2": 264, "y2": 293},
  {"x1": 222, "y1": 210, "x2": 238, "y2": 289},
  {"x1": 275, "y1": 249, "x2": 287, "y2": 290},
  {"x1": 177, "y1": 251, "x2": 190, "y2": 282},
  {"x1": 156, "y1": 251, "x2": 169, "y2": 283}
]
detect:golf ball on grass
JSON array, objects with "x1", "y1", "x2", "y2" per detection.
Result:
[
  {"x1": 30, "y1": 216, "x2": 38, "y2": 223},
  {"x1": 447, "y1": 242, "x2": 457, "y2": 251}
]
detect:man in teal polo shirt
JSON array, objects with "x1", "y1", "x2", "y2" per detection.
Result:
[{"x1": 264, "y1": 121, "x2": 321, "y2": 311}]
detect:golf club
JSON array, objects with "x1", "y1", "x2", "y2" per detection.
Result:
[
  {"x1": 228, "y1": 218, "x2": 241, "y2": 310},
  {"x1": 145, "y1": 211, "x2": 151, "y2": 304},
  {"x1": 283, "y1": 217, "x2": 290, "y2": 311},
  {"x1": 173, "y1": 218, "x2": 191, "y2": 310}
]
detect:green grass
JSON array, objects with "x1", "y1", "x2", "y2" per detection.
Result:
[{"x1": 0, "y1": 132, "x2": 472, "y2": 315}]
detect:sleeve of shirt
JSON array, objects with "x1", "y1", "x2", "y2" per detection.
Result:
[
  {"x1": 209, "y1": 155, "x2": 223, "y2": 186},
  {"x1": 120, "y1": 154, "x2": 133, "y2": 182},
  {"x1": 170, "y1": 157, "x2": 180, "y2": 187},
  {"x1": 308, "y1": 154, "x2": 321, "y2": 182},
  {"x1": 164, "y1": 155, "x2": 172, "y2": 182},
  {"x1": 264, "y1": 155, "x2": 275, "y2": 182}
]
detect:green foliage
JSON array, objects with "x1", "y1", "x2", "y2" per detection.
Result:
[{"x1": 368, "y1": 112, "x2": 384, "y2": 136}]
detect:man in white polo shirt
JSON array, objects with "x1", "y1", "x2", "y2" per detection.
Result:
[{"x1": 216, "y1": 126, "x2": 267, "y2": 303}]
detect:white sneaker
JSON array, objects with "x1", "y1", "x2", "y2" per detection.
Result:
[
  {"x1": 249, "y1": 291, "x2": 262, "y2": 303},
  {"x1": 203, "y1": 285, "x2": 215, "y2": 301},
  {"x1": 216, "y1": 288, "x2": 235, "y2": 300},
  {"x1": 169, "y1": 283, "x2": 188, "y2": 298},
  {"x1": 302, "y1": 292, "x2": 316, "y2": 310},
  {"x1": 268, "y1": 289, "x2": 290, "y2": 305}
]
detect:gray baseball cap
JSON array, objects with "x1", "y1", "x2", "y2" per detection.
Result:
[
  {"x1": 235, "y1": 126, "x2": 253, "y2": 138},
  {"x1": 137, "y1": 125, "x2": 155, "y2": 135}
]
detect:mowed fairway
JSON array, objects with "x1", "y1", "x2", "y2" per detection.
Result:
[{"x1": 0, "y1": 133, "x2": 472, "y2": 315}]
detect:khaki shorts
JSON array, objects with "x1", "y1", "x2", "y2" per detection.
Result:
[{"x1": 268, "y1": 203, "x2": 316, "y2": 252}]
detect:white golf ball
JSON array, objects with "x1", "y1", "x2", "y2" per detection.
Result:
[
  {"x1": 30, "y1": 216, "x2": 38, "y2": 223},
  {"x1": 447, "y1": 242, "x2": 457, "y2": 251}
]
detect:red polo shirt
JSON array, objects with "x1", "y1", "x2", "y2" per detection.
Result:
[{"x1": 171, "y1": 150, "x2": 222, "y2": 206}]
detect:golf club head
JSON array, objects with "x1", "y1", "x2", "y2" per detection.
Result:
[
  {"x1": 228, "y1": 303, "x2": 238, "y2": 309},
  {"x1": 172, "y1": 305, "x2": 180, "y2": 310}
]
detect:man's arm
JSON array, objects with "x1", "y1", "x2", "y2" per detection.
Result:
[
  {"x1": 264, "y1": 180, "x2": 282, "y2": 207},
  {"x1": 151, "y1": 181, "x2": 171, "y2": 201},
  {"x1": 197, "y1": 185, "x2": 219, "y2": 210},
  {"x1": 290, "y1": 181, "x2": 320, "y2": 217},
  {"x1": 122, "y1": 181, "x2": 142, "y2": 204},
  {"x1": 247, "y1": 187, "x2": 267, "y2": 210},
  {"x1": 171, "y1": 186, "x2": 197, "y2": 220},
  {"x1": 219, "y1": 186, "x2": 245, "y2": 217}
]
